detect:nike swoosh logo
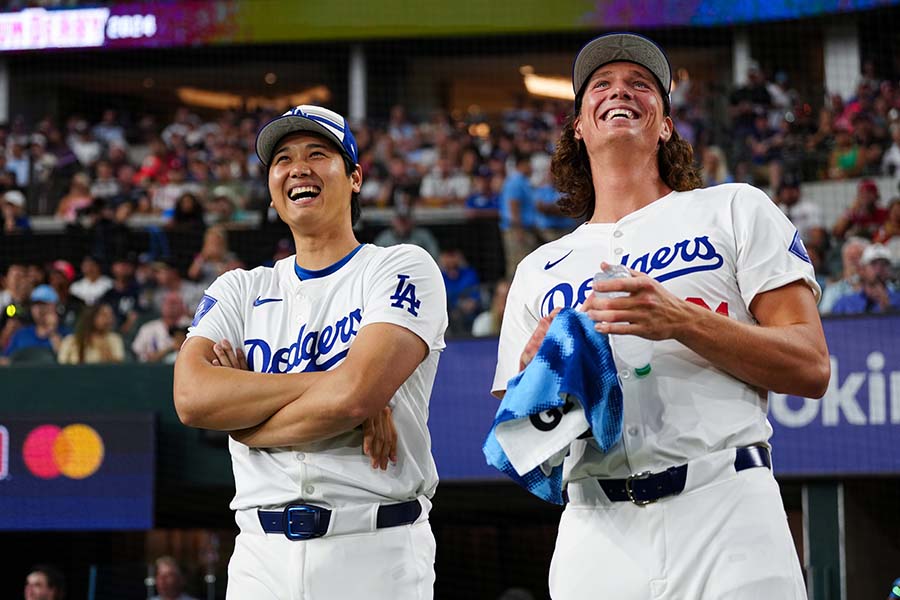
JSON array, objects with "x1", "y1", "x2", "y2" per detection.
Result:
[
  {"x1": 253, "y1": 296, "x2": 283, "y2": 307},
  {"x1": 544, "y1": 250, "x2": 573, "y2": 270}
]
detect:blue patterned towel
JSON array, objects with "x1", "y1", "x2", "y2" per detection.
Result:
[{"x1": 483, "y1": 309, "x2": 623, "y2": 504}]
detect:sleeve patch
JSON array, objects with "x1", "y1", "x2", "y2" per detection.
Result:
[
  {"x1": 192, "y1": 294, "x2": 218, "y2": 327},
  {"x1": 788, "y1": 230, "x2": 811, "y2": 264},
  {"x1": 389, "y1": 274, "x2": 421, "y2": 316}
]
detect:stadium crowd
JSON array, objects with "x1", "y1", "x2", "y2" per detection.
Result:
[{"x1": 1, "y1": 58, "x2": 900, "y2": 365}]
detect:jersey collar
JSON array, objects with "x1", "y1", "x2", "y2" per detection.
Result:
[{"x1": 294, "y1": 244, "x2": 364, "y2": 281}]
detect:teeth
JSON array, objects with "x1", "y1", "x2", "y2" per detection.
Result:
[
  {"x1": 288, "y1": 186, "x2": 320, "y2": 200},
  {"x1": 604, "y1": 108, "x2": 635, "y2": 121}
]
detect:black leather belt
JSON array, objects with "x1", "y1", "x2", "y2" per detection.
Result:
[
  {"x1": 596, "y1": 446, "x2": 771, "y2": 506},
  {"x1": 258, "y1": 499, "x2": 422, "y2": 541}
]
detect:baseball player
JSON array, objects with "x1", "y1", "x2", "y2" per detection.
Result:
[
  {"x1": 174, "y1": 105, "x2": 447, "y2": 599},
  {"x1": 492, "y1": 33, "x2": 830, "y2": 599}
]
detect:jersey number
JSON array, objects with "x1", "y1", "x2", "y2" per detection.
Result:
[{"x1": 390, "y1": 274, "x2": 421, "y2": 316}]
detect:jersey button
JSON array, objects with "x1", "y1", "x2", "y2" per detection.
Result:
[
  {"x1": 613, "y1": 230, "x2": 623, "y2": 238},
  {"x1": 304, "y1": 484, "x2": 315, "y2": 495},
  {"x1": 627, "y1": 426, "x2": 639, "y2": 436},
  {"x1": 295, "y1": 453, "x2": 305, "y2": 461},
  {"x1": 613, "y1": 247, "x2": 624, "y2": 255},
  {"x1": 619, "y1": 369, "x2": 631, "y2": 380}
]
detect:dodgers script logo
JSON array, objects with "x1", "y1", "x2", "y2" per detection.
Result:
[
  {"x1": 245, "y1": 308, "x2": 362, "y2": 373},
  {"x1": 540, "y1": 235, "x2": 724, "y2": 316}
]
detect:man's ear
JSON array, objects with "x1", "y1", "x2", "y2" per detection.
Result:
[
  {"x1": 573, "y1": 116, "x2": 583, "y2": 141},
  {"x1": 659, "y1": 116, "x2": 673, "y2": 144},
  {"x1": 351, "y1": 164, "x2": 362, "y2": 193}
]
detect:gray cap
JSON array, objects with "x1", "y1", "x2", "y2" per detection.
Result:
[
  {"x1": 256, "y1": 105, "x2": 358, "y2": 168},
  {"x1": 572, "y1": 32, "x2": 672, "y2": 111}
]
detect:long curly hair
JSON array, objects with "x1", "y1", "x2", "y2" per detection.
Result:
[{"x1": 550, "y1": 111, "x2": 702, "y2": 220}]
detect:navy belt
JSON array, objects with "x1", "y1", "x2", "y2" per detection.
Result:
[
  {"x1": 595, "y1": 446, "x2": 771, "y2": 506},
  {"x1": 258, "y1": 499, "x2": 422, "y2": 541}
]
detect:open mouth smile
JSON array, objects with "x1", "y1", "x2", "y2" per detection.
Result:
[{"x1": 287, "y1": 185, "x2": 321, "y2": 202}]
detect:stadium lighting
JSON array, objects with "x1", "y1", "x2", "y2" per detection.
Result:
[{"x1": 522, "y1": 72, "x2": 575, "y2": 101}]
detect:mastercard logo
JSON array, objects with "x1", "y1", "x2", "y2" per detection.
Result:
[{"x1": 22, "y1": 424, "x2": 105, "y2": 479}]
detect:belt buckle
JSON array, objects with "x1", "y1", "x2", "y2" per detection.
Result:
[
  {"x1": 283, "y1": 504, "x2": 324, "y2": 541},
  {"x1": 625, "y1": 470, "x2": 654, "y2": 506}
]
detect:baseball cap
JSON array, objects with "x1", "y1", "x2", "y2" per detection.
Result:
[
  {"x1": 861, "y1": 243, "x2": 892, "y2": 265},
  {"x1": 572, "y1": 32, "x2": 672, "y2": 112},
  {"x1": 3, "y1": 189, "x2": 25, "y2": 207},
  {"x1": 255, "y1": 105, "x2": 359, "y2": 168},
  {"x1": 30, "y1": 284, "x2": 59, "y2": 304},
  {"x1": 858, "y1": 178, "x2": 879, "y2": 196},
  {"x1": 51, "y1": 259, "x2": 76, "y2": 282}
]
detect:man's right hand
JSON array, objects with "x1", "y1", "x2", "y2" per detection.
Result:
[{"x1": 519, "y1": 308, "x2": 561, "y2": 371}]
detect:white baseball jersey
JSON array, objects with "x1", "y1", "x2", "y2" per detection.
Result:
[
  {"x1": 187, "y1": 243, "x2": 447, "y2": 511},
  {"x1": 493, "y1": 183, "x2": 820, "y2": 481}
]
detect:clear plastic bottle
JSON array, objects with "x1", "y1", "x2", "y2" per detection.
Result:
[{"x1": 593, "y1": 263, "x2": 653, "y2": 377}]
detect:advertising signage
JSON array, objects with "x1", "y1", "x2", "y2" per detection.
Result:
[
  {"x1": 429, "y1": 316, "x2": 900, "y2": 481},
  {"x1": 0, "y1": 0, "x2": 896, "y2": 54},
  {"x1": 0, "y1": 413, "x2": 155, "y2": 530}
]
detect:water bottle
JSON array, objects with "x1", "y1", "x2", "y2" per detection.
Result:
[{"x1": 593, "y1": 264, "x2": 653, "y2": 377}]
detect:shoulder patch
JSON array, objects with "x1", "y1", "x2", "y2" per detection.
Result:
[
  {"x1": 788, "y1": 230, "x2": 811, "y2": 264},
  {"x1": 192, "y1": 294, "x2": 218, "y2": 327}
]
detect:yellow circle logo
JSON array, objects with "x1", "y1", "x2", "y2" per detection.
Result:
[{"x1": 23, "y1": 424, "x2": 105, "y2": 479}]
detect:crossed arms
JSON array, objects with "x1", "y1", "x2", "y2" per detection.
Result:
[{"x1": 173, "y1": 322, "x2": 427, "y2": 463}]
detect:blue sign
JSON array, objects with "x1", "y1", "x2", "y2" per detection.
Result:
[
  {"x1": 0, "y1": 413, "x2": 155, "y2": 530},
  {"x1": 769, "y1": 315, "x2": 900, "y2": 476},
  {"x1": 430, "y1": 316, "x2": 900, "y2": 480}
]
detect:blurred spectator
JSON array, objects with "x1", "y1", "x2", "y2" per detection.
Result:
[
  {"x1": 153, "y1": 159, "x2": 201, "y2": 217},
  {"x1": 882, "y1": 122, "x2": 900, "y2": 180},
  {"x1": 70, "y1": 254, "x2": 113, "y2": 306},
  {"x1": 57, "y1": 302, "x2": 125, "y2": 364},
  {"x1": 827, "y1": 123, "x2": 864, "y2": 180},
  {"x1": 1, "y1": 189, "x2": 31, "y2": 234},
  {"x1": 68, "y1": 118, "x2": 103, "y2": 168},
  {"x1": 745, "y1": 109, "x2": 783, "y2": 188},
  {"x1": 100, "y1": 254, "x2": 144, "y2": 334},
  {"x1": 873, "y1": 197, "x2": 900, "y2": 265},
  {"x1": 0, "y1": 262, "x2": 32, "y2": 352},
  {"x1": 440, "y1": 248, "x2": 481, "y2": 336},
  {"x1": 831, "y1": 243, "x2": 899, "y2": 314},
  {"x1": 167, "y1": 192, "x2": 206, "y2": 232},
  {"x1": 54, "y1": 172, "x2": 93, "y2": 223},
  {"x1": 499, "y1": 152, "x2": 537, "y2": 278},
  {"x1": 700, "y1": 145, "x2": 733, "y2": 187},
  {"x1": 92, "y1": 108, "x2": 126, "y2": 146},
  {"x1": 89, "y1": 159, "x2": 120, "y2": 201},
  {"x1": 7, "y1": 139, "x2": 30, "y2": 187},
  {"x1": 374, "y1": 208, "x2": 441, "y2": 262},
  {"x1": 819, "y1": 237, "x2": 869, "y2": 314},
  {"x1": 48, "y1": 259, "x2": 85, "y2": 331},
  {"x1": 472, "y1": 279, "x2": 510, "y2": 337},
  {"x1": 832, "y1": 178, "x2": 888, "y2": 240},
  {"x1": 150, "y1": 555, "x2": 199, "y2": 600},
  {"x1": 775, "y1": 175, "x2": 823, "y2": 241},
  {"x1": 534, "y1": 172, "x2": 576, "y2": 242},
  {"x1": 148, "y1": 261, "x2": 203, "y2": 316},
  {"x1": 206, "y1": 185, "x2": 246, "y2": 227},
  {"x1": 24, "y1": 563, "x2": 66, "y2": 600},
  {"x1": 419, "y1": 155, "x2": 471, "y2": 207},
  {"x1": 1, "y1": 284, "x2": 68, "y2": 365},
  {"x1": 187, "y1": 225, "x2": 241, "y2": 287},
  {"x1": 28, "y1": 133, "x2": 57, "y2": 214},
  {"x1": 464, "y1": 166, "x2": 500, "y2": 215},
  {"x1": 729, "y1": 60, "x2": 772, "y2": 157},
  {"x1": 132, "y1": 291, "x2": 191, "y2": 363}
]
